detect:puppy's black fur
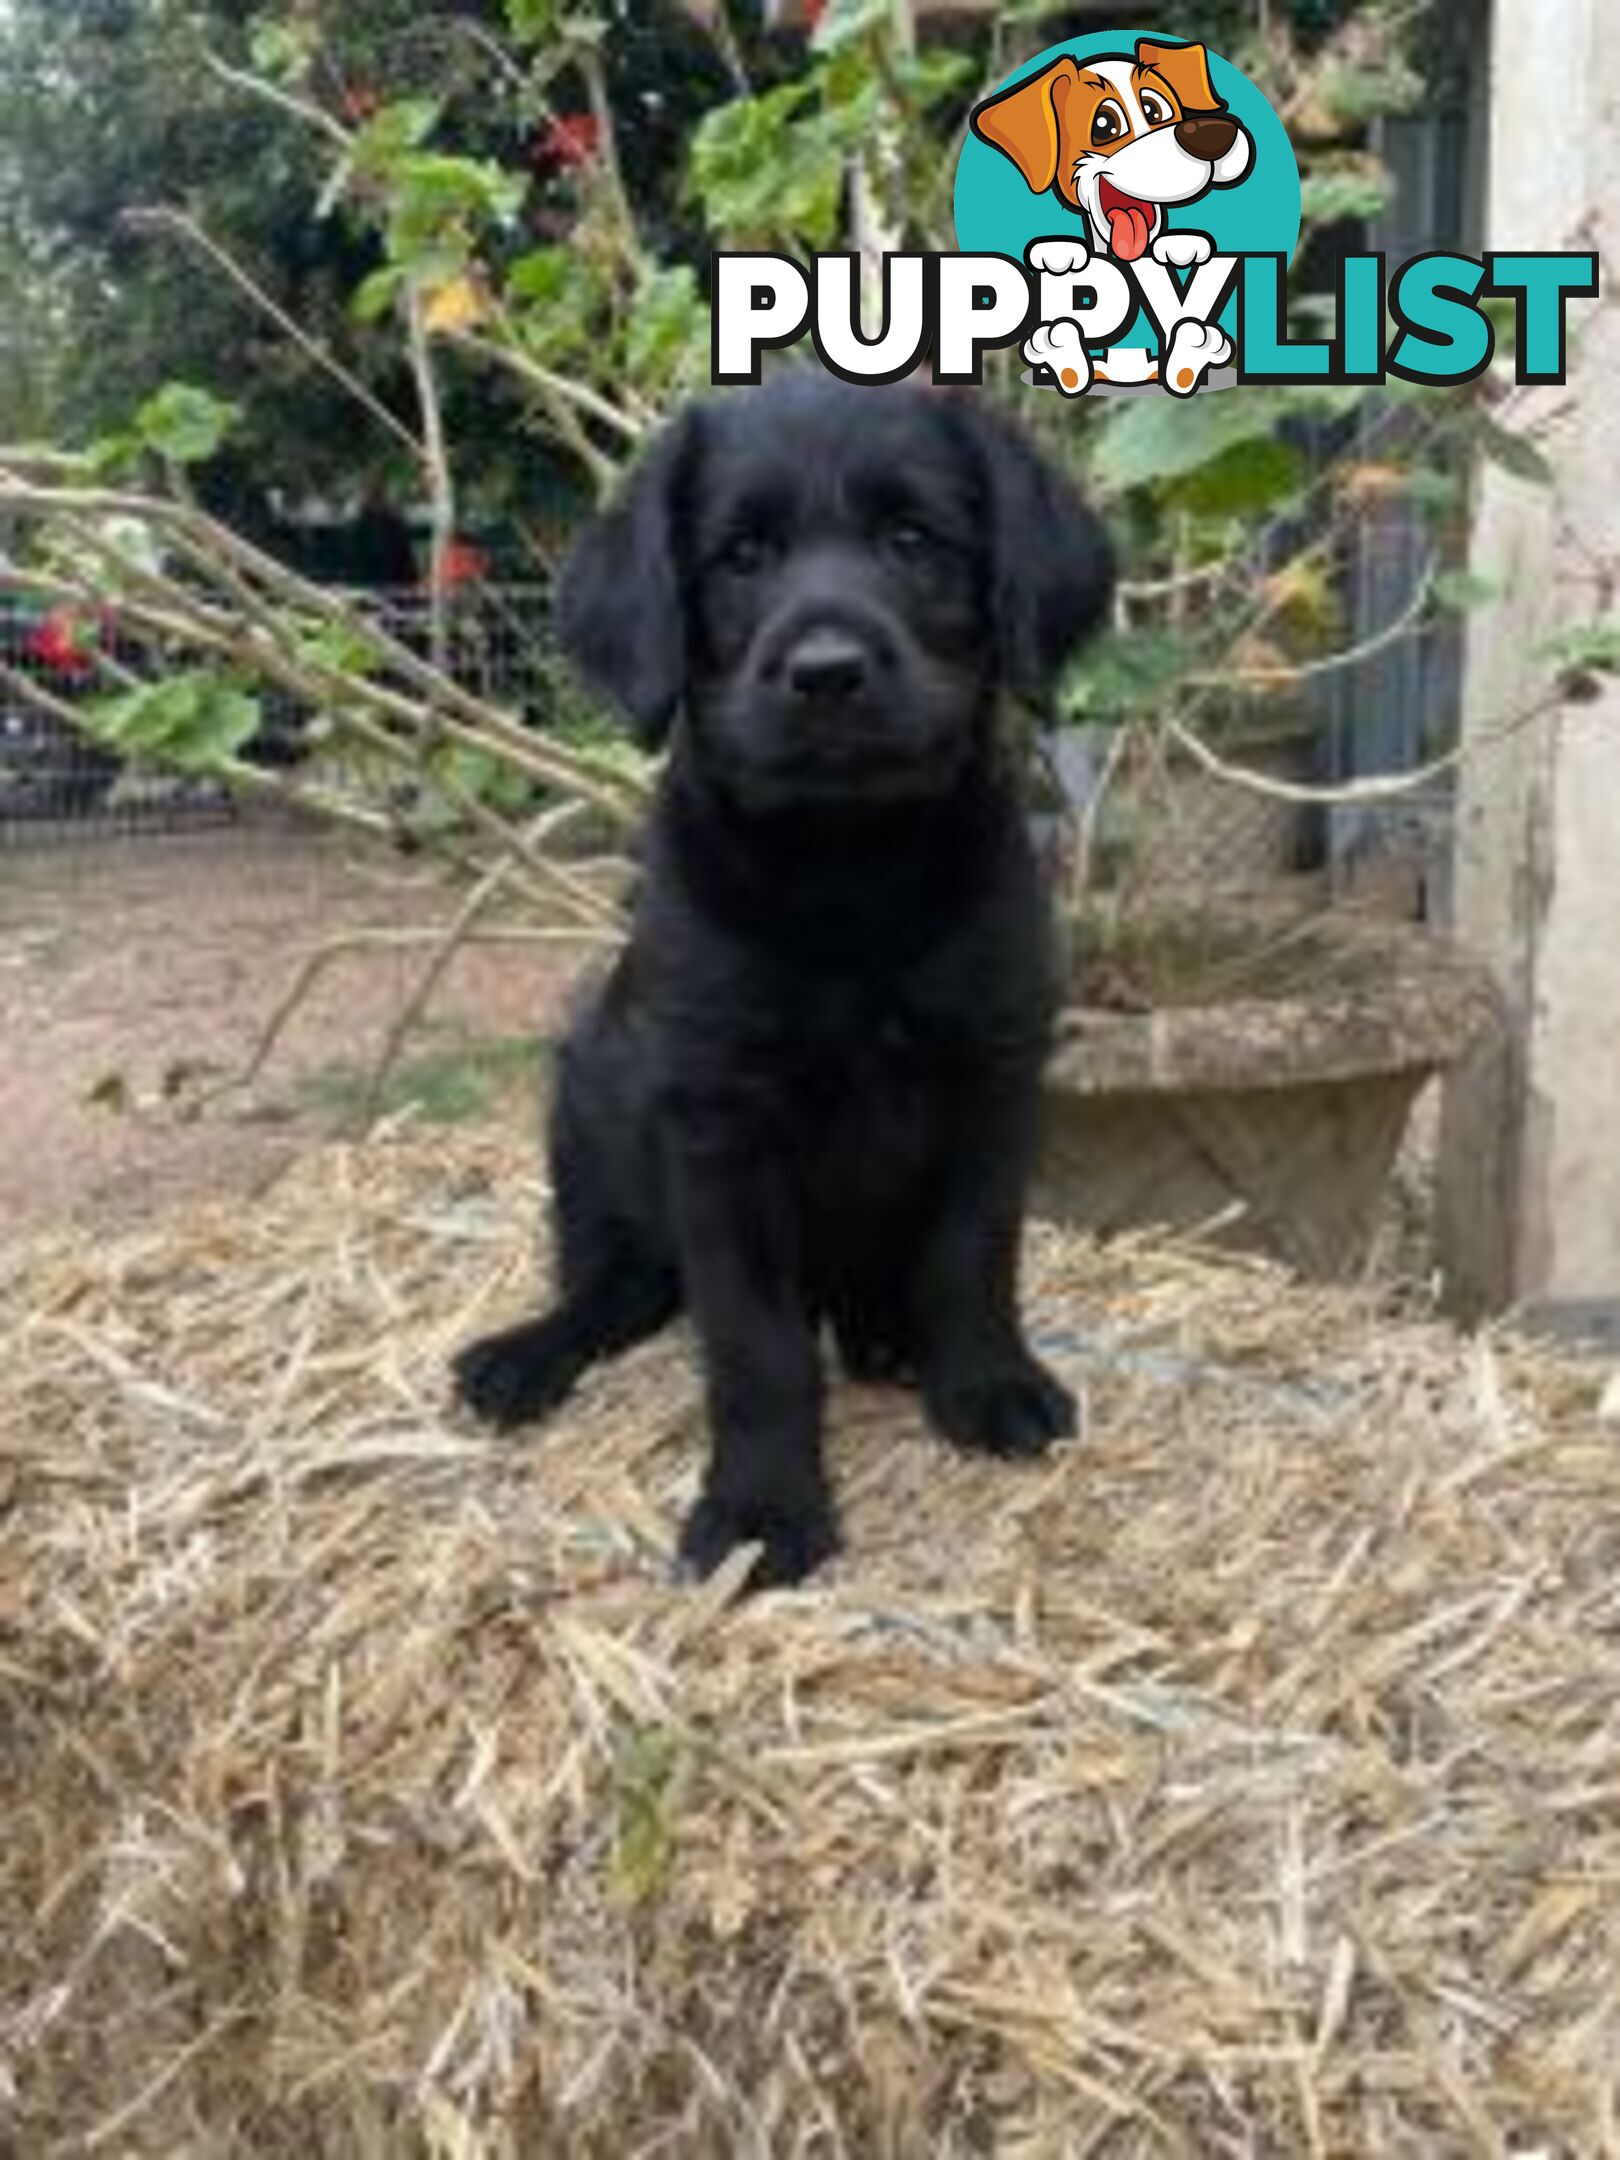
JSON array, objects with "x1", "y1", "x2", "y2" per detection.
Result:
[{"x1": 454, "y1": 375, "x2": 1113, "y2": 1585}]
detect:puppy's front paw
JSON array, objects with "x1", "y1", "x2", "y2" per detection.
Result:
[
  {"x1": 676, "y1": 1493, "x2": 839, "y2": 1591},
  {"x1": 926, "y1": 1356, "x2": 1076, "y2": 1459},
  {"x1": 1026, "y1": 237, "x2": 1090, "y2": 276},
  {"x1": 1152, "y1": 229, "x2": 1214, "y2": 269},
  {"x1": 453, "y1": 1318, "x2": 580, "y2": 1432}
]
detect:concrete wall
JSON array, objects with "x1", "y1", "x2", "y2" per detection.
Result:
[{"x1": 1438, "y1": 0, "x2": 1620, "y2": 1321}]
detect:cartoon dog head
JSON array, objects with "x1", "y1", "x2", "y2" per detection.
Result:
[{"x1": 971, "y1": 39, "x2": 1253, "y2": 263}]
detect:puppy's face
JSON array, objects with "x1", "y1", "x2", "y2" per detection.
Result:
[
  {"x1": 681, "y1": 389, "x2": 998, "y2": 809},
  {"x1": 560, "y1": 377, "x2": 1112, "y2": 814},
  {"x1": 971, "y1": 39, "x2": 1252, "y2": 263}
]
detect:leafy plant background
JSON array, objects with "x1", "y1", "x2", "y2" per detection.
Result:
[{"x1": 0, "y1": 0, "x2": 1593, "y2": 1093}]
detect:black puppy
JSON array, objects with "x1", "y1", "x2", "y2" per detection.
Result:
[{"x1": 454, "y1": 374, "x2": 1112, "y2": 1585}]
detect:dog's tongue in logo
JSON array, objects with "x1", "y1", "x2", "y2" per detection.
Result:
[{"x1": 1099, "y1": 178, "x2": 1154, "y2": 263}]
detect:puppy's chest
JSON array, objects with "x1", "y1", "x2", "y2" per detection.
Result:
[{"x1": 788, "y1": 980, "x2": 938, "y2": 1134}]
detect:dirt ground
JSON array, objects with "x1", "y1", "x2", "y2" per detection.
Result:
[
  {"x1": 0, "y1": 810, "x2": 1444, "y2": 1289},
  {"x1": 0, "y1": 812, "x2": 586, "y2": 1237}
]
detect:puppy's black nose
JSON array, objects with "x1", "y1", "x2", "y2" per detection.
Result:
[
  {"x1": 785, "y1": 628, "x2": 868, "y2": 703},
  {"x1": 1175, "y1": 114, "x2": 1238, "y2": 160}
]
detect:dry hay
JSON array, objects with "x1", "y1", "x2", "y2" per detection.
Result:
[{"x1": 3, "y1": 1123, "x2": 1619, "y2": 2157}]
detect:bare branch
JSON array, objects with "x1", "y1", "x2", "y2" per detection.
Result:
[
  {"x1": 1183, "y1": 557, "x2": 1437, "y2": 692},
  {"x1": 0, "y1": 654, "x2": 395, "y2": 842},
  {"x1": 405, "y1": 282, "x2": 456, "y2": 682},
  {"x1": 362, "y1": 850, "x2": 519, "y2": 1121},
  {"x1": 702, "y1": 4, "x2": 753, "y2": 98},
  {"x1": 217, "y1": 919, "x2": 617, "y2": 1106},
  {"x1": 1164, "y1": 684, "x2": 1562, "y2": 808},
  {"x1": 445, "y1": 325, "x2": 645, "y2": 450},
  {"x1": 0, "y1": 474, "x2": 648, "y2": 816},
  {"x1": 202, "y1": 50, "x2": 352, "y2": 149},
  {"x1": 123, "y1": 206, "x2": 424, "y2": 462}
]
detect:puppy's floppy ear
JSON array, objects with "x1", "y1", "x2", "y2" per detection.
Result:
[
  {"x1": 970, "y1": 57, "x2": 1080, "y2": 195},
  {"x1": 950, "y1": 401, "x2": 1114, "y2": 700},
  {"x1": 557, "y1": 407, "x2": 697, "y2": 746},
  {"x1": 1136, "y1": 38, "x2": 1225, "y2": 116}
]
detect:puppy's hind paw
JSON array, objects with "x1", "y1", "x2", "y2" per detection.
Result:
[
  {"x1": 452, "y1": 1316, "x2": 582, "y2": 1433},
  {"x1": 1162, "y1": 318, "x2": 1233, "y2": 397},
  {"x1": 676, "y1": 1493, "x2": 839, "y2": 1592},
  {"x1": 926, "y1": 1355, "x2": 1076, "y2": 1460},
  {"x1": 1023, "y1": 319, "x2": 1092, "y2": 397}
]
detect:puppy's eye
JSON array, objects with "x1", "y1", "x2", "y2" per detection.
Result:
[
  {"x1": 1139, "y1": 90, "x2": 1173, "y2": 127},
  {"x1": 1090, "y1": 99, "x2": 1129, "y2": 147},
  {"x1": 716, "y1": 532, "x2": 772, "y2": 576},
  {"x1": 883, "y1": 519, "x2": 932, "y2": 561}
]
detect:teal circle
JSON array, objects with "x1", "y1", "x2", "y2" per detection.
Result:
[{"x1": 953, "y1": 30, "x2": 1301, "y2": 353}]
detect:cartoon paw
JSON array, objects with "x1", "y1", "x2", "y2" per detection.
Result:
[
  {"x1": 1026, "y1": 237, "x2": 1090, "y2": 277},
  {"x1": 1152, "y1": 230, "x2": 1215, "y2": 270},
  {"x1": 1162, "y1": 318, "x2": 1233, "y2": 397},
  {"x1": 1023, "y1": 319, "x2": 1092, "y2": 397}
]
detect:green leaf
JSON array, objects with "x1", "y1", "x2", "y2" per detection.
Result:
[
  {"x1": 435, "y1": 744, "x2": 538, "y2": 815},
  {"x1": 1314, "y1": 59, "x2": 1424, "y2": 124},
  {"x1": 1536, "y1": 620, "x2": 1620, "y2": 673},
  {"x1": 625, "y1": 263, "x2": 707, "y2": 384},
  {"x1": 1300, "y1": 165, "x2": 1392, "y2": 225},
  {"x1": 1170, "y1": 435, "x2": 1305, "y2": 517},
  {"x1": 1093, "y1": 384, "x2": 1372, "y2": 496},
  {"x1": 351, "y1": 99, "x2": 444, "y2": 173},
  {"x1": 351, "y1": 265, "x2": 406, "y2": 325},
  {"x1": 504, "y1": 0, "x2": 556, "y2": 41},
  {"x1": 1474, "y1": 415, "x2": 1554, "y2": 487},
  {"x1": 608, "y1": 1726, "x2": 682, "y2": 1905},
  {"x1": 1062, "y1": 626, "x2": 1190, "y2": 722},
  {"x1": 295, "y1": 623, "x2": 383, "y2": 677},
  {"x1": 809, "y1": 0, "x2": 889, "y2": 52},
  {"x1": 1404, "y1": 466, "x2": 1469, "y2": 511},
  {"x1": 84, "y1": 431, "x2": 142, "y2": 480},
  {"x1": 249, "y1": 18, "x2": 315, "y2": 82},
  {"x1": 381, "y1": 153, "x2": 527, "y2": 267},
  {"x1": 900, "y1": 48, "x2": 977, "y2": 109},
  {"x1": 135, "y1": 382, "x2": 238, "y2": 466},
  {"x1": 688, "y1": 82, "x2": 842, "y2": 248},
  {"x1": 506, "y1": 247, "x2": 603, "y2": 366},
  {"x1": 1431, "y1": 568, "x2": 1503, "y2": 610},
  {"x1": 84, "y1": 674, "x2": 261, "y2": 772},
  {"x1": 1091, "y1": 393, "x2": 1263, "y2": 494}
]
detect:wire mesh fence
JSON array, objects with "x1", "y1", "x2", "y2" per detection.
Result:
[{"x1": 0, "y1": 584, "x2": 558, "y2": 846}]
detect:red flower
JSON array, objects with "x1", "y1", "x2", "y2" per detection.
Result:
[
  {"x1": 430, "y1": 539, "x2": 489, "y2": 591},
  {"x1": 26, "y1": 608, "x2": 96, "y2": 679},
  {"x1": 341, "y1": 84, "x2": 379, "y2": 123},
  {"x1": 535, "y1": 112, "x2": 601, "y2": 171}
]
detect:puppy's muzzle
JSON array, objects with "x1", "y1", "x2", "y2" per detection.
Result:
[
  {"x1": 735, "y1": 601, "x2": 952, "y2": 803},
  {"x1": 784, "y1": 625, "x2": 870, "y2": 707},
  {"x1": 757, "y1": 601, "x2": 902, "y2": 718},
  {"x1": 1174, "y1": 114, "x2": 1237, "y2": 160}
]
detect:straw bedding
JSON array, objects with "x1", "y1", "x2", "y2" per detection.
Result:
[{"x1": 3, "y1": 1123, "x2": 1619, "y2": 2156}]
